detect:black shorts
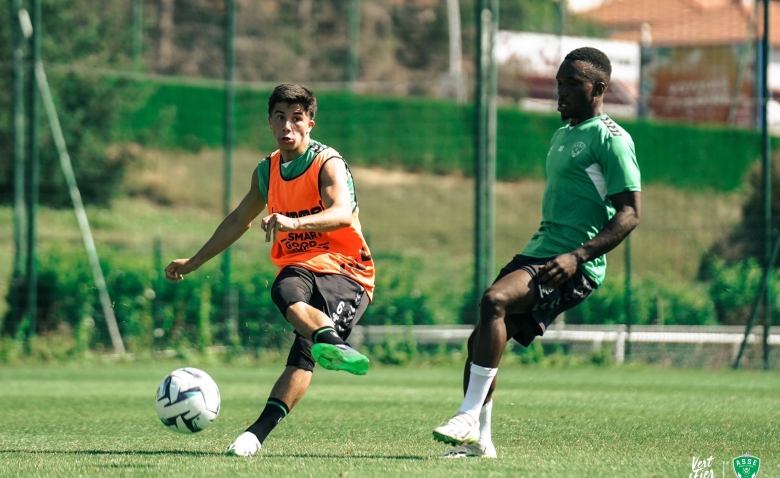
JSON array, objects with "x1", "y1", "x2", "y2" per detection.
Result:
[
  {"x1": 495, "y1": 255, "x2": 597, "y2": 347},
  {"x1": 271, "y1": 265, "x2": 369, "y2": 372}
]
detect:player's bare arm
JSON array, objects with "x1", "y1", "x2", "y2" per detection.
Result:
[
  {"x1": 165, "y1": 169, "x2": 267, "y2": 281},
  {"x1": 538, "y1": 190, "x2": 641, "y2": 288},
  {"x1": 261, "y1": 158, "x2": 353, "y2": 243}
]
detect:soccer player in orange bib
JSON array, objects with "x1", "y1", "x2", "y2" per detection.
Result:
[{"x1": 164, "y1": 84, "x2": 375, "y2": 457}]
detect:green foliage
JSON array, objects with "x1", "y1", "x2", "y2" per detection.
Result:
[
  {"x1": 369, "y1": 335, "x2": 418, "y2": 366},
  {"x1": 497, "y1": 0, "x2": 607, "y2": 37},
  {"x1": 35, "y1": 74, "x2": 150, "y2": 207},
  {"x1": 703, "y1": 153, "x2": 780, "y2": 266},
  {"x1": 360, "y1": 253, "x2": 435, "y2": 326},
  {"x1": 198, "y1": 283, "x2": 213, "y2": 352},
  {"x1": 7, "y1": 241, "x2": 764, "y2": 357},
  {"x1": 0, "y1": 243, "x2": 276, "y2": 353},
  {"x1": 389, "y1": 2, "x2": 449, "y2": 73},
  {"x1": 124, "y1": 83, "x2": 766, "y2": 192},
  {"x1": 510, "y1": 341, "x2": 587, "y2": 367},
  {"x1": 1, "y1": 246, "x2": 446, "y2": 354},
  {"x1": 588, "y1": 342, "x2": 614, "y2": 366},
  {"x1": 517, "y1": 340, "x2": 547, "y2": 364},
  {"x1": 703, "y1": 258, "x2": 780, "y2": 326},
  {"x1": 0, "y1": 1, "x2": 152, "y2": 207},
  {"x1": 566, "y1": 275, "x2": 716, "y2": 326},
  {"x1": 627, "y1": 120, "x2": 763, "y2": 192}
]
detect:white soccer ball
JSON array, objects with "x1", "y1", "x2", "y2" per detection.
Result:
[{"x1": 155, "y1": 367, "x2": 221, "y2": 434}]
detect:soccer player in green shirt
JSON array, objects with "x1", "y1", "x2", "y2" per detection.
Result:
[{"x1": 433, "y1": 47, "x2": 641, "y2": 458}]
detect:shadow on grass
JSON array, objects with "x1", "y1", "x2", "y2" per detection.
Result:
[
  {"x1": 262, "y1": 453, "x2": 429, "y2": 461},
  {"x1": 0, "y1": 449, "x2": 223, "y2": 457},
  {"x1": 0, "y1": 449, "x2": 429, "y2": 460}
]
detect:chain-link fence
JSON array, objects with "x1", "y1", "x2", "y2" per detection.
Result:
[{"x1": 1, "y1": 0, "x2": 778, "y2": 367}]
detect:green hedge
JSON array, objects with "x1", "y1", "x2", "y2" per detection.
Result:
[
  {"x1": 566, "y1": 275, "x2": 717, "y2": 326},
  {"x1": 123, "y1": 82, "x2": 768, "y2": 192},
  {"x1": 4, "y1": 243, "x2": 772, "y2": 355},
  {"x1": 704, "y1": 258, "x2": 780, "y2": 326},
  {"x1": 4, "y1": 246, "x2": 443, "y2": 354}
]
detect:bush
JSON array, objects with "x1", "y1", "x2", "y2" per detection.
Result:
[
  {"x1": 13, "y1": 243, "x2": 775, "y2": 358},
  {"x1": 566, "y1": 275, "x2": 716, "y2": 326},
  {"x1": 704, "y1": 258, "x2": 780, "y2": 325},
  {"x1": 123, "y1": 83, "x2": 770, "y2": 193},
  {"x1": 0, "y1": 2, "x2": 153, "y2": 208},
  {"x1": 360, "y1": 253, "x2": 436, "y2": 326},
  {"x1": 2, "y1": 246, "x2": 443, "y2": 354},
  {"x1": 703, "y1": 154, "x2": 780, "y2": 267}
]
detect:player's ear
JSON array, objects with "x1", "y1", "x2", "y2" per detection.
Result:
[
  {"x1": 308, "y1": 119, "x2": 315, "y2": 131},
  {"x1": 592, "y1": 81, "x2": 607, "y2": 98}
]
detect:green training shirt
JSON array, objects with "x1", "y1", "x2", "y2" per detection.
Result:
[
  {"x1": 256, "y1": 140, "x2": 358, "y2": 211},
  {"x1": 521, "y1": 114, "x2": 641, "y2": 287}
]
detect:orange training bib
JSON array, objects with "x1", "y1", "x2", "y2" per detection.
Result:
[{"x1": 265, "y1": 145, "x2": 375, "y2": 300}]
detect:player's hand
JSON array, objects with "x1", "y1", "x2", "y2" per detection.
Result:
[
  {"x1": 538, "y1": 253, "x2": 580, "y2": 289},
  {"x1": 261, "y1": 213, "x2": 300, "y2": 243},
  {"x1": 165, "y1": 258, "x2": 196, "y2": 282}
]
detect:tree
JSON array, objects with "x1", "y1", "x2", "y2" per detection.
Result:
[
  {"x1": 0, "y1": 0, "x2": 147, "y2": 208},
  {"x1": 702, "y1": 154, "x2": 780, "y2": 273}
]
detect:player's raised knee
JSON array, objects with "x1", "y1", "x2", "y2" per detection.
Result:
[{"x1": 480, "y1": 288, "x2": 511, "y2": 316}]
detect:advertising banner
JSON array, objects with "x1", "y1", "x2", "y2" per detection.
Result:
[
  {"x1": 495, "y1": 31, "x2": 641, "y2": 109},
  {"x1": 640, "y1": 44, "x2": 756, "y2": 126}
]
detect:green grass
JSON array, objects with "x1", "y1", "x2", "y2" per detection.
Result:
[{"x1": 1, "y1": 361, "x2": 778, "y2": 477}]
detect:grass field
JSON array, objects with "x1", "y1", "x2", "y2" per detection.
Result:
[{"x1": 1, "y1": 361, "x2": 778, "y2": 477}]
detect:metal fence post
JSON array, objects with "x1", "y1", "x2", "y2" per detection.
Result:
[
  {"x1": 222, "y1": 0, "x2": 237, "y2": 345},
  {"x1": 11, "y1": 0, "x2": 27, "y2": 334},
  {"x1": 346, "y1": 0, "x2": 360, "y2": 91},
  {"x1": 132, "y1": 0, "x2": 143, "y2": 63},
  {"x1": 761, "y1": 0, "x2": 773, "y2": 370},
  {"x1": 25, "y1": 0, "x2": 40, "y2": 341},
  {"x1": 615, "y1": 324, "x2": 627, "y2": 364},
  {"x1": 473, "y1": 0, "x2": 498, "y2": 319},
  {"x1": 624, "y1": 237, "x2": 632, "y2": 360}
]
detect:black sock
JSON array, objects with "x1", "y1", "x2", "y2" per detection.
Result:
[
  {"x1": 245, "y1": 398, "x2": 290, "y2": 444},
  {"x1": 312, "y1": 326, "x2": 346, "y2": 346}
]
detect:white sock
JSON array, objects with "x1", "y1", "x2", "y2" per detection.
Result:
[
  {"x1": 458, "y1": 364, "x2": 497, "y2": 420},
  {"x1": 478, "y1": 401, "x2": 493, "y2": 446}
]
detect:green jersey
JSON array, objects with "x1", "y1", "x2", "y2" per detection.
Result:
[
  {"x1": 256, "y1": 140, "x2": 358, "y2": 211},
  {"x1": 521, "y1": 115, "x2": 641, "y2": 287}
]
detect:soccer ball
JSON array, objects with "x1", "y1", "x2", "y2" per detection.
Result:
[{"x1": 155, "y1": 367, "x2": 221, "y2": 433}]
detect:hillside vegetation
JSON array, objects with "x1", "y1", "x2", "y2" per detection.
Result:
[{"x1": 0, "y1": 147, "x2": 744, "y2": 323}]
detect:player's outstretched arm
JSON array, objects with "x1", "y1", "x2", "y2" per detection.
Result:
[
  {"x1": 165, "y1": 169, "x2": 267, "y2": 282},
  {"x1": 261, "y1": 158, "x2": 354, "y2": 243},
  {"x1": 539, "y1": 191, "x2": 641, "y2": 288}
]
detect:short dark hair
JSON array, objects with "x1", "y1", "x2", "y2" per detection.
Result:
[
  {"x1": 564, "y1": 47, "x2": 612, "y2": 85},
  {"x1": 267, "y1": 84, "x2": 318, "y2": 119}
]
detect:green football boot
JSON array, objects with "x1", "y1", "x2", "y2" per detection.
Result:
[{"x1": 311, "y1": 343, "x2": 370, "y2": 376}]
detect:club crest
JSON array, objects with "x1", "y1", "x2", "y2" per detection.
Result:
[
  {"x1": 733, "y1": 454, "x2": 760, "y2": 478},
  {"x1": 571, "y1": 142, "x2": 586, "y2": 158}
]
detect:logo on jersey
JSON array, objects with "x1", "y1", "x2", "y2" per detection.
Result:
[
  {"x1": 571, "y1": 142, "x2": 586, "y2": 158},
  {"x1": 272, "y1": 201, "x2": 324, "y2": 219},
  {"x1": 310, "y1": 142, "x2": 327, "y2": 154},
  {"x1": 601, "y1": 117, "x2": 622, "y2": 136}
]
